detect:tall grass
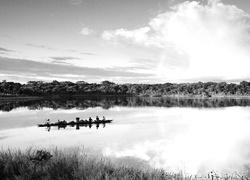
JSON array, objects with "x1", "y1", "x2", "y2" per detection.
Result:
[{"x1": 0, "y1": 147, "x2": 247, "y2": 180}]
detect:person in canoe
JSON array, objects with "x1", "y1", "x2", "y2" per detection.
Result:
[
  {"x1": 89, "y1": 117, "x2": 93, "y2": 123},
  {"x1": 102, "y1": 116, "x2": 106, "y2": 120},
  {"x1": 96, "y1": 116, "x2": 100, "y2": 122},
  {"x1": 46, "y1": 119, "x2": 50, "y2": 125}
]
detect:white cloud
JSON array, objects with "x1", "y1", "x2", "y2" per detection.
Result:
[
  {"x1": 102, "y1": 27, "x2": 151, "y2": 45},
  {"x1": 81, "y1": 27, "x2": 94, "y2": 36},
  {"x1": 102, "y1": 0, "x2": 250, "y2": 82},
  {"x1": 69, "y1": 0, "x2": 83, "y2": 6}
]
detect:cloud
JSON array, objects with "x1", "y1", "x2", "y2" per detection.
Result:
[
  {"x1": 0, "y1": 135, "x2": 10, "y2": 140},
  {"x1": 0, "y1": 47, "x2": 17, "y2": 55},
  {"x1": 68, "y1": 50, "x2": 96, "y2": 55},
  {"x1": 27, "y1": 43, "x2": 96, "y2": 56},
  {"x1": 102, "y1": 27, "x2": 151, "y2": 45},
  {"x1": 80, "y1": 52, "x2": 95, "y2": 56},
  {"x1": 102, "y1": 0, "x2": 250, "y2": 82},
  {"x1": 50, "y1": 56, "x2": 79, "y2": 61},
  {"x1": 0, "y1": 56, "x2": 152, "y2": 83},
  {"x1": 0, "y1": 35, "x2": 13, "y2": 39},
  {"x1": 50, "y1": 56, "x2": 79, "y2": 65},
  {"x1": 26, "y1": 43, "x2": 58, "y2": 51},
  {"x1": 81, "y1": 26, "x2": 94, "y2": 36},
  {"x1": 69, "y1": 0, "x2": 83, "y2": 6},
  {"x1": 0, "y1": 47, "x2": 14, "y2": 52}
]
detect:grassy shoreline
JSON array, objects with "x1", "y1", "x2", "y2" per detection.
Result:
[
  {"x1": 0, "y1": 147, "x2": 248, "y2": 180},
  {"x1": 0, "y1": 147, "x2": 189, "y2": 180}
]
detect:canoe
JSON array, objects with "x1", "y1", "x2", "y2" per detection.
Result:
[{"x1": 38, "y1": 120, "x2": 113, "y2": 127}]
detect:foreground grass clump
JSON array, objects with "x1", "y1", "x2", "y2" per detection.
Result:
[
  {"x1": 0, "y1": 147, "x2": 193, "y2": 180},
  {"x1": 0, "y1": 147, "x2": 248, "y2": 180}
]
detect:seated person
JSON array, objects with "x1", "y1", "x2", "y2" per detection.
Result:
[{"x1": 89, "y1": 117, "x2": 92, "y2": 122}]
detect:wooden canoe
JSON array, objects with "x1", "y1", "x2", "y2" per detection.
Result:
[{"x1": 38, "y1": 120, "x2": 113, "y2": 127}]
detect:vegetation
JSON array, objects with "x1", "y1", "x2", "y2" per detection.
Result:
[
  {"x1": 0, "y1": 147, "x2": 195, "y2": 180},
  {"x1": 1, "y1": 80, "x2": 250, "y2": 98},
  {"x1": 1, "y1": 147, "x2": 248, "y2": 180}
]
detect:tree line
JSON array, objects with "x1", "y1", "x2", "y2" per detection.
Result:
[{"x1": 1, "y1": 80, "x2": 250, "y2": 97}]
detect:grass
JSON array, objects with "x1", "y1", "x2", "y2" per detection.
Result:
[{"x1": 0, "y1": 147, "x2": 248, "y2": 180}]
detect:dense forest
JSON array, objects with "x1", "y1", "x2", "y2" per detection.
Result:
[{"x1": 1, "y1": 80, "x2": 250, "y2": 97}]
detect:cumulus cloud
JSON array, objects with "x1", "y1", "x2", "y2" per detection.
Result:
[
  {"x1": 102, "y1": 0, "x2": 250, "y2": 82},
  {"x1": 81, "y1": 26, "x2": 94, "y2": 36}
]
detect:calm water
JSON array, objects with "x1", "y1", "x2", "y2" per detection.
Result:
[{"x1": 1, "y1": 96, "x2": 250, "y2": 174}]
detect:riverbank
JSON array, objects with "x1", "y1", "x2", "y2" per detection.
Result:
[
  {"x1": 0, "y1": 147, "x2": 189, "y2": 180},
  {"x1": 1, "y1": 94, "x2": 250, "y2": 102},
  {"x1": 0, "y1": 147, "x2": 247, "y2": 180},
  {"x1": 0, "y1": 96, "x2": 44, "y2": 102}
]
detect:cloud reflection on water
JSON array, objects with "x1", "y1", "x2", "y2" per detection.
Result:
[
  {"x1": 103, "y1": 107, "x2": 250, "y2": 174},
  {"x1": 1, "y1": 100, "x2": 250, "y2": 174}
]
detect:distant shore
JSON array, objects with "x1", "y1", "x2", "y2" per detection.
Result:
[
  {"x1": 0, "y1": 94, "x2": 132, "y2": 101},
  {"x1": 1, "y1": 80, "x2": 250, "y2": 98},
  {"x1": 1, "y1": 94, "x2": 250, "y2": 102},
  {"x1": 0, "y1": 96, "x2": 44, "y2": 101}
]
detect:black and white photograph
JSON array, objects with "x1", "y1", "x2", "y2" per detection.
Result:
[{"x1": 1, "y1": 0, "x2": 250, "y2": 179}]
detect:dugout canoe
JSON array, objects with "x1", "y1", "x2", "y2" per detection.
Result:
[{"x1": 38, "y1": 120, "x2": 113, "y2": 127}]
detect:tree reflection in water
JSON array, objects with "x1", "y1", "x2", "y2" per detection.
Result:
[{"x1": 1, "y1": 96, "x2": 250, "y2": 112}]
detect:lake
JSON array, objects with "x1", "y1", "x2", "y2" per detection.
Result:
[{"x1": 1, "y1": 96, "x2": 250, "y2": 174}]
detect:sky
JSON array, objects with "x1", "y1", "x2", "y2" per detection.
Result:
[{"x1": 0, "y1": 0, "x2": 250, "y2": 84}]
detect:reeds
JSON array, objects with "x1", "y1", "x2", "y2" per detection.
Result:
[{"x1": 0, "y1": 147, "x2": 247, "y2": 180}]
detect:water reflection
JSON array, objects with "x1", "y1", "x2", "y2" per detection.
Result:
[
  {"x1": 1, "y1": 97, "x2": 250, "y2": 174},
  {"x1": 1, "y1": 96, "x2": 250, "y2": 112},
  {"x1": 43, "y1": 122, "x2": 107, "y2": 131},
  {"x1": 101, "y1": 107, "x2": 250, "y2": 174},
  {"x1": 39, "y1": 117, "x2": 112, "y2": 131}
]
